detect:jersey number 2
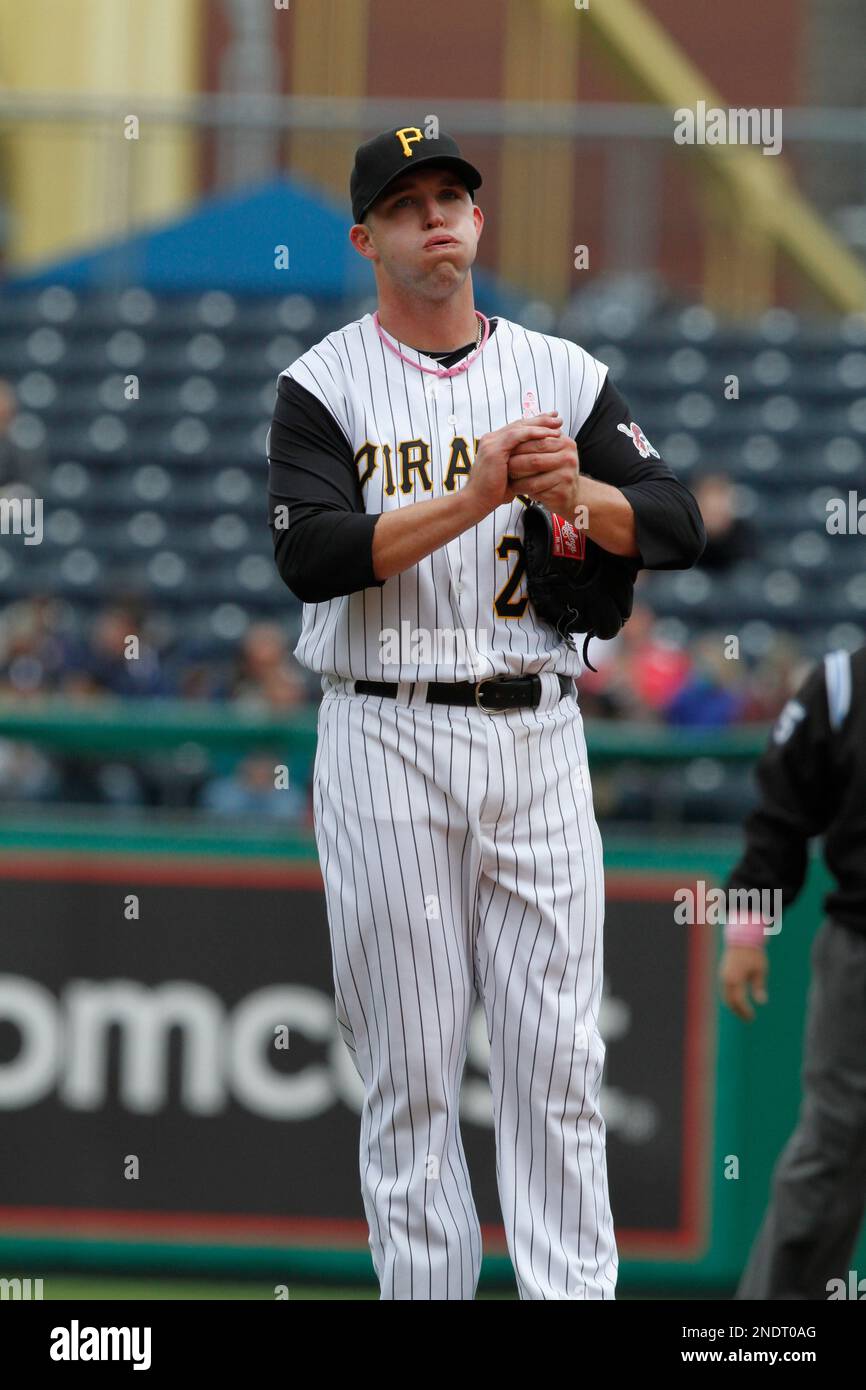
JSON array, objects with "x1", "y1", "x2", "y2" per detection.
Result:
[{"x1": 494, "y1": 535, "x2": 528, "y2": 619}]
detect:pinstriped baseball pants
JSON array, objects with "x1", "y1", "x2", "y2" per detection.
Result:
[{"x1": 312, "y1": 672, "x2": 618, "y2": 1300}]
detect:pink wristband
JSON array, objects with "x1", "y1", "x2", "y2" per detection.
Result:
[{"x1": 724, "y1": 918, "x2": 768, "y2": 948}]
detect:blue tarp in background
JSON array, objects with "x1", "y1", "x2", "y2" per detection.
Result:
[{"x1": 5, "y1": 175, "x2": 522, "y2": 315}]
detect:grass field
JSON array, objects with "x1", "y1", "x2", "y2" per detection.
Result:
[
  {"x1": 38, "y1": 1276, "x2": 517, "y2": 1300},
  {"x1": 31, "y1": 1276, "x2": 727, "y2": 1300}
]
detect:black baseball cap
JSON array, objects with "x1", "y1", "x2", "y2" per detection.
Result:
[{"x1": 350, "y1": 127, "x2": 482, "y2": 224}]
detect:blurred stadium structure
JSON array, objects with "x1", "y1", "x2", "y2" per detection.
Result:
[{"x1": 0, "y1": 0, "x2": 864, "y2": 1298}]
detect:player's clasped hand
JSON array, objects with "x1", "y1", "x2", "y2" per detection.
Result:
[
  {"x1": 506, "y1": 429, "x2": 581, "y2": 518},
  {"x1": 463, "y1": 413, "x2": 566, "y2": 518},
  {"x1": 719, "y1": 945, "x2": 769, "y2": 1021}
]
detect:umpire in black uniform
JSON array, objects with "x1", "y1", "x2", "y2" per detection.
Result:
[{"x1": 719, "y1": 645, "x2": 866, "y2": 1300}]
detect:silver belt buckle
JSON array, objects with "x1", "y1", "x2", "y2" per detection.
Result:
[
  {"x1": 469, "y1": 675, "x2": 517, "y2": 717},
  {"x1": 474, "y1": 675, "x2": 510, "y2": 713}
]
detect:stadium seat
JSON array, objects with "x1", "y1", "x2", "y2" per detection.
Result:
[{"x1": 0, "y1": 285, "x2": 859, "y2": 677}]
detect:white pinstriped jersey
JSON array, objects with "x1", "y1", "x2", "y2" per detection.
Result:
[{"x1": 279, "y1": 314, "x2": 608, "y2": 684}]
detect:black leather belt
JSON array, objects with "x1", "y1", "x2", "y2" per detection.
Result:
[{"x1": 353, "y1": 673, "x2": 573, "y2": 712}]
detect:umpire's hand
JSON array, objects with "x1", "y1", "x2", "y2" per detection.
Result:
[{"x1": 719, "y1": 945, "x2": 769, "y2": 1021}]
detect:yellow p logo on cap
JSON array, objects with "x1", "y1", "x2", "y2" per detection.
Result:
[{"x1": 395, "y1": 127, "x2": 423, "y2": 158}]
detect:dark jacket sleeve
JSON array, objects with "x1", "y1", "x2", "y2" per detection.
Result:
[
  {"x1": 576, "y1": 377, "x2": 706, "y2": 570},
  {"x1": 267, "y1": 376, "x2": 385, "y2": 604},
  {"x1": 725, "y1": 664, "x2": 837, "y2": 908}
]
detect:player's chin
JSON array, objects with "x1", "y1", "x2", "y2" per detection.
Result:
[
  {"x1": 418, "y1": 247, "x2": 468, "y2": 276},
  {"x1": 422, "y1": 266, "x2": 470, "y2": 297},
  {"x1": 427, "y1": 254, "x2": 466, "y2": 277}
]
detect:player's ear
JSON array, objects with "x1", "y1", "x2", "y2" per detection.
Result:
[
  {"x1": 471, "y1": 203, "x2": 484, "y2": 242},
  {"x1": 349, "y1": 221, "x2": 378, "y2": 260}
]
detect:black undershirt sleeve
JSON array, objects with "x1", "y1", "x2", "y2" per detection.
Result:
[
  {"x1": 267, "y1": 323, "x2": 499, "y2": 605},
  {"x1": 267, "y1": 375, "x2": 385, "y2": 604},
  {"x1": 576, "y1": 376, "x2": 706, "y2": 569}
]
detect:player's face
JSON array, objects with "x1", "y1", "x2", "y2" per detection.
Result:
[{"x1": 354, "y1": 169, "x2": 483, "y2": 298}]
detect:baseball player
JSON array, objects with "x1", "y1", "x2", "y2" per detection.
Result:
[
  {"x1": 267, "y1": 127, "x2": 705, "y2": 1300},
  {"x1": 720, "y1": 646, "x2": 866, "y2": 1300}
]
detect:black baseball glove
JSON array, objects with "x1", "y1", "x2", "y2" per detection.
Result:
[{"x1": 520, "y1": 500, "x2": 636, "y2": 667}]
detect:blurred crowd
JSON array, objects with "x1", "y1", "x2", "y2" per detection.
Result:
[
  {"x1": 0, "y1": 376, "x2": 48, "y2": 499},
  {"x1": 0, "y1": 373, "x2": 820, "y2": 821},
  {"x1": 577, "y1": 471, "x2": 807, "y2": 722},
  {"x1": 0, "y1": 598, "x2": 316, "y2": 823},
  {"x1": 0, "y1": 581, "x2": 808, "y2": 824},
  {"x1": 577, "y1": 603, "x2": 804, "y2": 729}
]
